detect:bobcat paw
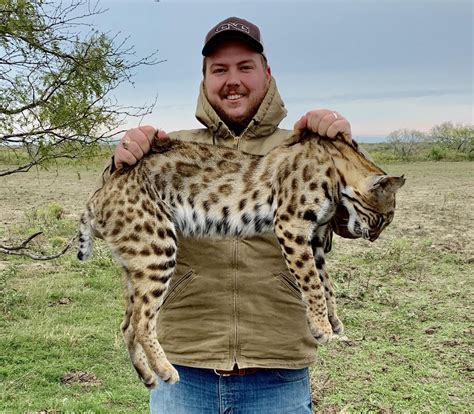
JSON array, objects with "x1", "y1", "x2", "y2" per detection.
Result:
[
  {"x1": 330, "y1": 317, "x2": 344, "y2": 335},
  {"x1": 157, "y1": 362, "x2": 180, "y2": 384},
  {"x1": 142, "y1": 375, "x2": 158, "y2": 389},
  {"x1": 308, "y1": 319, "x2": 333, "y2": 344}
]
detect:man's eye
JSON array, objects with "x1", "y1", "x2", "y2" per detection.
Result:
[
  {"x1": 241, "y1": 65, "x2": 253, "y2": 71},
  {"x1": 212, "y1": 68, "x2": 226, "y2": 74}
]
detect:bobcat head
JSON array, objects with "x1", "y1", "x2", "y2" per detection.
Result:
[{"x1": 332, "y1": 175, "x2": 405, "y2": 241}]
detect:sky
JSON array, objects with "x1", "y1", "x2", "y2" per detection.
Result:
[{"x1": 90, "y1": 0, "x2": 473, "y2": 142}]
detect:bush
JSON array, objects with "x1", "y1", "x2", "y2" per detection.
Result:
[
  {"x1": 27, "y1": 202, "x2": 65, "y2": 224},
  {"x1": 430, "y1": 122, "x2": 473, "y2": 157},
  {"x1": 428, "y1": 145, "x2": 447, "y2": 161}
]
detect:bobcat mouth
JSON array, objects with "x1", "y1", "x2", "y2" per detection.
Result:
[{"x1": 353, "y1": 222, "x2": 371, "y2": 240}]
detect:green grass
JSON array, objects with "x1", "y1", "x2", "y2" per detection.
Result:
[
  {"x1": 312, "y1": 237, "x2": 473, "y2": 413},
  {"x1": 1, "y1": 203, "x2": 149, "y2": 413},
  {"x1": 360, "y1": 142, "x2": 472, "y2": 163},
  {"x1": 1, "y1": 240, "x2": 149, "y2": 413}
]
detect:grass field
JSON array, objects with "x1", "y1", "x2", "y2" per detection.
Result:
[{"x1": 1, "y1": 157, "x2": 473, "y2": 413}]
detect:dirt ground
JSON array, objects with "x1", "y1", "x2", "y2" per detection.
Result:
[
  {"x1": 1, "y1": 163, "x2": 105, "y2": 227},
  {"x1": 1, "y1": 161, "x2": 473, "y2": 258},
  {"x1": 382, "y1": 162, "x2": 473, "y2": 258}
]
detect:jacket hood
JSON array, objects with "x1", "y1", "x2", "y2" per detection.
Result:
[{"x1": 195, "y1": 76, "x2": 287, "y2": 141}]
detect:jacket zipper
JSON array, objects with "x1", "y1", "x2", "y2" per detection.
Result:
[
  {"x1": 230, "y1": 121, "x2": 253, "y2": 365},
  {"x1": 233, "y1": 136, "x2": 241, "y2": 148},
  {"x1": 232, "y1": 120, "x2": 254, "y2": 149},
  {"x1": 232, "y1": 237, "x2": 238, "y2": 365}
]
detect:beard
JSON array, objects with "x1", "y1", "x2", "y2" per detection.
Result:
[
  {"x1": 213, "y1": 98, "x2": 262, "y2": 135},
  {"x1": 205, "y1": 81, "x2": 270, "y2": 136}
]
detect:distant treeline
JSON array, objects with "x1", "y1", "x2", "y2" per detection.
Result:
[{"x1": 362, "y1": 122, "x2": 473, "y2": 162}]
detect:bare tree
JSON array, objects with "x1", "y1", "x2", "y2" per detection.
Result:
[
  {"x1": 0, "y1": 0, "x2": 163, "y2": 177},
  {"x1": 387, "y1": 129, "x2": 426, "y2": 160}
]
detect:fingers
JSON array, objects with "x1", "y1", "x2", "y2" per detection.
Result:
[
  {"x1": 155, "y1": 128, "x2": 169, "y2": 141},
  {"x1": 298, "y1": 109, "x2": 352, "y2": 143},
  {"x1": 124, "y1": 139, "x2": 145, "y2": 160},
  {"x1": 293, "y1": 115, "x2": 308, "y2": 131},
  {"x1": 327, "y1": 119, "x2": 352, "y2": 143},
  {"x1": 115, "y1": 149, "x2": 138, "y2": 170},
  {"x1": 114, "y1": 125, "x2": 157, "y2": 169},
  {"x1": 317, "y1": 111, "x2": 340, "y2": 137}
]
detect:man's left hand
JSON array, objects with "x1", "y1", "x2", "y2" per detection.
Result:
[{"x1": 294, "y1": 109, "x2": 352, "y2": 144}]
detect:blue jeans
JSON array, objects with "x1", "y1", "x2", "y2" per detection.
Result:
[{"x1": 150, "y1": 365, "x2": 312, "y2": 413}]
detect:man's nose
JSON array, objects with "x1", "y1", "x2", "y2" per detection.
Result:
[{"x1": 225, "y1": 68, "x2": 241, "y2": 86}]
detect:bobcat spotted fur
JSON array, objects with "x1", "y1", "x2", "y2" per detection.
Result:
[{"x1": 78, "y1": 131, "x2": 404, "y2": 388}]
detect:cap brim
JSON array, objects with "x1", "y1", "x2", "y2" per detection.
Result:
[{"x1": 202, "y1": 31, "x2": 264, "y2": 56}]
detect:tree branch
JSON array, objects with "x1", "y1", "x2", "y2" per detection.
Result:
[{"x1": 0, "y1": 232, "x2": 78, "y2": 260}]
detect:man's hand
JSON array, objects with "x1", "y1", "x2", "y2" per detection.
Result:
[
  {"x1": 114, "y1": 126, "x2": 168, "y2": 169},
  {"x1": 294, "y1": 109, "x2": 352, "y2": 144}
]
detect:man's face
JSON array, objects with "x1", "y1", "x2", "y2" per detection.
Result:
[{"x1": 204, "y1": 40, "x2": 271, "y2": 129}]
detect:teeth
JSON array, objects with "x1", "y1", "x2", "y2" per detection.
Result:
[{"x1": 227, "y1": 94, "x2": 243, "y2": 100}]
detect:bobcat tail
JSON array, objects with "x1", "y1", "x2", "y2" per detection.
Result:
[{"x1": 77, "y1": 207, "x2": 94, "y2": 261}]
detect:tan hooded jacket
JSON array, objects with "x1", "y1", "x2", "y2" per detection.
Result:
[{"x1": 154, "y1": 77, "x2": 318, "y2": 370}]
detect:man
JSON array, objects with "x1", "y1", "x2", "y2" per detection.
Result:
[{"x1": 111, "y1": 17, "x2": 351, "y2": 413}]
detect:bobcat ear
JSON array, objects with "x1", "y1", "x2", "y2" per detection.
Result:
[{"x1": 371, "y1": 175, "x2": 406, "y2": 192}]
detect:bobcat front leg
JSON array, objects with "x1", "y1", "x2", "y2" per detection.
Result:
[
  {"x1": 311, "y1": 227, "x2": 343, "y2": 335},
  {"x1": 274, "y1": 216, "x2": 333, "y2": 344}
]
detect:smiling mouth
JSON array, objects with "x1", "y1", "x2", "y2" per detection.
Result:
[{"x1": 226, "y1": 94, "x2": 244, "y2": 101}]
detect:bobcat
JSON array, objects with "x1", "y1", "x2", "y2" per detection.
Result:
[{"x1": 78, "y1": 131, "x2": 404, "y2": 388}]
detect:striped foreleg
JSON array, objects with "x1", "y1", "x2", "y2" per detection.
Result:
[
  {"x1": 274, "y1": 217, "x2": 333, "y2": 344},
  {"x1": 311, "y1": 228, "x2": 343, "y2": 334}
]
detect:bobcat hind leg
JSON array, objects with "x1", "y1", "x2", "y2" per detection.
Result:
[{"x1": 122, "y1": 280, "x2": 157, "y2": 388}]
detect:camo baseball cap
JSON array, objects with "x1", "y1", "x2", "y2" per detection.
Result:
[{"x1": 202, "y1": 16, "x2": 264, "y2": 56}]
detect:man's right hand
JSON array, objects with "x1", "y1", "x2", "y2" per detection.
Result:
[{"x1": 114, "y1": 126, "x2": 168, "y2": 169}]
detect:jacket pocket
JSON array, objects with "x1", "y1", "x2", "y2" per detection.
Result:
[
  {"x1": 161, "y1": 270, "x2": 196, "y2": 309},
  {"x1": 274, "y1": 272, "x2": 303, "y2": 301}
]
